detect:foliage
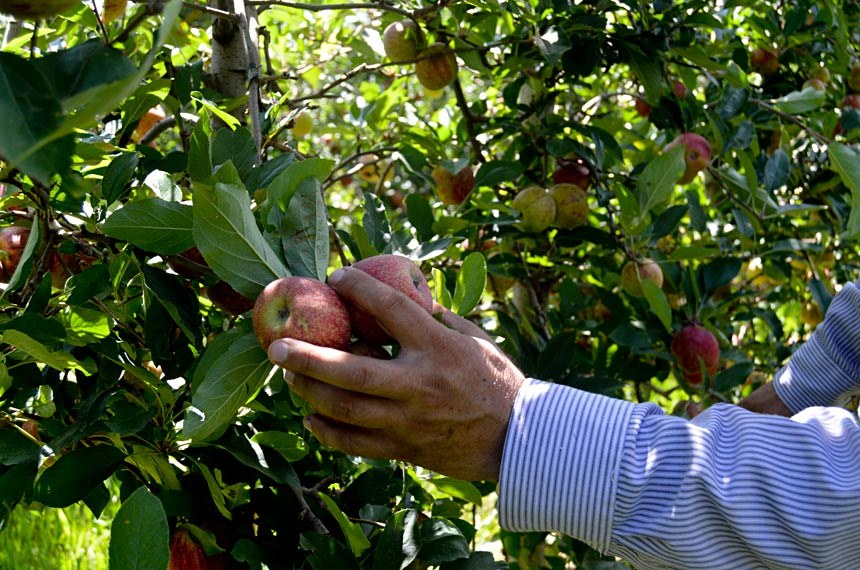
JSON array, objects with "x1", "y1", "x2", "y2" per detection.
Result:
[{"x1": 1, "y1": 0, "x2": 859, "y2": 568}]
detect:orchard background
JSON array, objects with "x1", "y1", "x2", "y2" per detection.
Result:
[{"x1": 1, "y1": 0, "x2": 859, "y2": 568}]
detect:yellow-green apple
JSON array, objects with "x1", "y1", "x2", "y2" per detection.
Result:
[
  {"x1": 750, "y1": 47, "x2": 779, "y2": 75},
  {"x1": 0, "y1": 226, "x2": 30, "y2": 283},
  {"x1": 664, "y1": 133, "x2": 712, "y2": 184},
  {"x1": 253, "y1": 276, "x2": 352, "y2": 351},
  {"x1": 415, "y1": 43, "x2": 458, "y2": 90},
  {"x1": 206, "y1": 280, "x2": 255, "y2": 316},
  {"x1": 0, "y1": 0, "x2": 80, "y2": 18},
  {"x1": 383, "y1": 20, "x2": 421, "y2": 62},
  {"x1": 552, "y1": 156, "x2": 592, "y2": 189},
  {"x1": 167, "y1": 527, "x2": 226, "y2": 570},
  {"x1": 431, "y1": 164, "x2": 474, "y2": 206},
  {"x1": 849, "y1": 60, "x2": 860, "y2": 92},
  {"x1": 800, "y1": 302, "x2": 823, "y2": 327},
  {"x1": 512, "y1": 186, "x2": 556, "y2": 233},
  {"x1": 671, "y1": 324, "x2": 720, "y2": 385},
  {"x1": 347, "y1": 254, "x2": 433, "y2": 345},
  {"x1": 549, "y1": 183, "x2": 589, "y2": 229},
  {"x1": 803, "y1": 78, "x2": 827, "y2": 91},
  {"x1": 290, "y1": 111, "x2": 313, "y2": 138},
  {"x1": 811, "y1": 66, "x2": 831, "y2": 84},
  {"x1": 634, "y1": 97, "x2": 652, "y2": 117},
  {"x1": 620, "y1": 258, "x2": 664, "y2": 297}
]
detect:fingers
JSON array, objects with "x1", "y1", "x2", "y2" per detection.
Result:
[
  {"x1": 290, "y1": 374, "x2": 402, "y2": 429},
  {"x1": 434, "y1": 304, "x2": 495, "y2": 343},
  {"x1": 328, "y1": 268, "x2": 442, "y2": 347},
  {"x1": 304, "y1": 414, "x2": 399, "y2": 460},
  {"x1": 268, "y1": 338, "x2": 412, "y2": 400}
]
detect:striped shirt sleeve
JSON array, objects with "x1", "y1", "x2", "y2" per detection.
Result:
[
  {"x1": 773, "y1": 279, "x2": 860, "y2": 412},
  {"x1": 498, "y1": 380, "x2": 860, "y2": 570}
]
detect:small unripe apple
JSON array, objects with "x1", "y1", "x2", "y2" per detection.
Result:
[
  {"x1": 811, "y1": 66, "x2": 831, "y2": 84},
  {"x1": 664, "y1": 133, "x2": 712, "y2": 184},
  {"x1": 206, "y1": 280, "x2": 255, "y2": 316},
  {"x1": 841, "y1": 94, "x2": 860, "y2": 109},
  {"x1": 0, "y1": 0, "x2": 80, "y2": 19},
  {"x1": 803, "y1": 78, "x2": 826, "y2": 91},
  {"x1": 290, "y1": 111, "x2": 313, "y2": 138},
  {"x1": 347, "y1": 255, "x2": 433, "y2": 346},
  {"x1": 672, "y1": 79, "x2": 688, "y2": 98},
  {"x1": 620, "y1": 258, "x2": 664, "y2": 298},
  {"x1": 549, "y1": 183, "x2": 589, "y2": 229},
  {"x1": 253, "y1": 277, "x2": 352, "y2": 351},
  {"x1": 552, "y1": 156, "x2": 592, "y2": 189},
  {"x1": 512, "y1": 186, "x2": 557, "y2": 233},
  {"x1": 634, "y1": 97, "x2": 652, "y2": 117},
  {"x1": 0, "y1": 226, "x2": 30, "y2": 283},
  {"x1": 431, "y1": 164, "x2": 474, "y2": 206},
  {"x1": 848, "y1": 60, "x2": 860, "y2": 92},
  {"x1": 671, "y1": 324, "x2": 720, "y2": 385},
  {"x1": 415, "y1": 43, "x2": 458, "y2": 91},
  {"x1": 383, "y1": 20, "x2": 421, "y2": 62},
  {"x1": 800, "y1": 302, "x2": 823, "y2": 328},
  {"x1": 750, "y1": 47, "x2": 779, "y2": 76}
]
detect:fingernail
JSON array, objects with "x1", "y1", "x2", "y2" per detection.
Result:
[
  {"x1": 328, "y1": 268, "x2": 345, "y2": 286},
  {"x1": 283, "y1": 369, "x2": 295, "y2": 388},
  {"x1": 302, "y1": 416, "x2": 312, "y2": 431},
  {"x1": 268, "y1": 340, "x2": 289, "y2": 363}
]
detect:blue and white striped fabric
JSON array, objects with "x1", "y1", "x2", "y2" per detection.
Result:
[{"x1": 498, "y1": 280, "x2": 860, "y2": 569}]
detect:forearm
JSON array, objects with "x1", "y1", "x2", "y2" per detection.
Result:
[
  {"x1": 499, "y1": 380, "x2": 860, "y2": 570},
  {"x1": 773, "y1": 280, "x2": 860, "y2": 412}
]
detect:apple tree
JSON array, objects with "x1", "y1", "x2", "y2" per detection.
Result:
[{"x1": 0, "y1": 0, "x2": 859, "y2": 568}]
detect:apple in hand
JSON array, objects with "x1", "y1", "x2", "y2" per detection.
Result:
[
  {"x1": 347, "y1": 254, "x2": 433, "y2": 345},
  {"x1": 383, "y1": 20, "x2": 421, "y2": 62},
  {"x1": 671, "y1": 324, "x2": 720, "y2": 385},
  {"x1": 512, "y1": 186, "x2": 556, "y2": 233},
  {"x1": 664, "y1": 133, "x2": 712, "y2": 184},
  {"x1": 253, "y1": 276, "x2": 352, "y2": 351},
  {"x1": 415, "y1": 43, "x2": 458, "y2": 90},
  {"x1": 750, "y1": 47, "x2": 779, "y2": 76},
  {"x1": 431, "y1": 164, "x2": 475, "y2": 206},
  {"x1": 0, "y1": 226, "x2": 30, "y2": 283},
  {"x1": 549, "y1": 183, "x2": 589, "y2": 229},
  {"x1": 620, "y1": 258, "x2": 663, "y2": 297}
]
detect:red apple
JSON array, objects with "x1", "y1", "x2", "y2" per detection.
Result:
[
  {"x1": 415, "y1": 43, "x2": 458, "y2": 90},
  {"x1": 672, "y1": 79, "x2": 688, "y2": 98},
  {"x1": 841, "y1": 94, "x2": 860, "y2": 109},
  {"x1": 750, "y1": 48, "x2": 779, "y2": 76},
  {"x1": 634, "y1": 97, "x2": 652, "y2": 117},
  {"x1": 664, "y1": 133, "x2": 712, "y2": 184},
  {"x1": 168, "y1": 527, "x2": 225, "y2": 570},
  {"x1": 252, "y1": 277, "x2": 352, "y2": 351},
  {"x1": 383, "y1": 20, "x2": 421, "y2": 62},
  {"x1": 167, "y1": 247, "x2": 211, "y2": 281},
  {"x1": 549, "y1": 183, "x2": 589, "y2": 229},
  {"x1": 347, "y1": 254, "x2": 433, "y2": 345},
  {"x1": 512, "y1": 186, "x2": 556, "y2": 233},
  {"x1": 206, "y1": 280, "x2": 255, "y2": 316},
  {"x1": 0, "y1": 226, "x2": 30, "y2": 283},
  {"x1": 671, "y1": 324, "x2": 720, "y2": 385},
  {"x1": 552, "y1": 156, "x2": 592, "y2": 189},
  {"x1": 620, "y1": 258, "x2": 664, "y2": 298},
  {"x1": 431, "y1": 165, "x2": 475, "y2": 206}
]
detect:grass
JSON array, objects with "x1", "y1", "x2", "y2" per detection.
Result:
[{"x1": 0, "y1": 499, "x2": 117, "y2": 570}]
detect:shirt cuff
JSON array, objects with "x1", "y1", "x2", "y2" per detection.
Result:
[
  {"x1": 774, "y1": 280, "x2": 860, "y2": 413},
  {"x1": 497, "y1": 379, "x2": 637, "y2": 553}
]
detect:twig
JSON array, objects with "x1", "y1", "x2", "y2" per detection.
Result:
[
  {"x1": 246, "y1": 1, "x2": 411, "y2": 18},
  {"x1": 233, "y1": 0, "x2": 264, "y2": 163},
  {"x1": 182, "y1": 0, "x2": 240, "y2": 21},
  {"x1": 750, "y1": 98, "x2": 832, "y2": 145},
  {"x1": 452, "y1": 77, "x2": 486, "y2": 164}
]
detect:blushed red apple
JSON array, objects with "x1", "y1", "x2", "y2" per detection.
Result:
[
  {"x1": 0, "y1": 226, "x2": 30, "y2": 283},
  {"x1": 664, "y1": 133, "x2": 712, "y2": 184},
  {"x1": 552, "y1": 156, "x2": 592, "y2": 189},
  {"x1": 383, "y1": 20, "x2": 421, "y2": 62},
  {"x1": 415, "y1": 43, "x2": 458, "y2": 90},
  {"x1": 620, "y1": 258, "x2": 664, "y2": 298},
  {"x1": 347, "y1": 254, "x2": 433, "y2": 346},
  {"x1": 253, "y1": 276, "x2": 352, "y2": 351},
  {"x1": 167, "y1": 527, "x2": 225, "y2": 570},
  {"x1": 671, "y1": 324, "x2": 720, "y2": 385},
  {"x1": 750, "y1": 48, "x2": 779, "y2": 75}
]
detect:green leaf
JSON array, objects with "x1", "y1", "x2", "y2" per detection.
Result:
[
  {"x1": 418, "y1": 517, "x2": 470, "y2": 565},
  {"x1": 763, "y1": 149, "x2": 790, "y2": 192},
  {"x1": 641, "y1": 279, "x2": 671, "y2": 332},
  {"x1": 102, "y1": 152, "x2": 139, "y2": 205},
  {"x1": 627, "y1": 46, "x2": 664, "y2": 103},
  {"x1": 188, "y1": 114, "x2": 213, "y2": 183},
  {"x1": 2, "y1": 220, "x2": 39, "y2": 294},
  {"x1": 637, "y1": 146, "x2": 686, "y2": 221},
  {"x1": 34, "y1": 445, "x2": 125, "y2": 508},
  {"x1": 212, "y1": 127, "x2": 258, "y2": 181},
  {"x1": 264, "y1": 158, "x2": 334, "y2": 219},
  {"x1": 433, "y1": 268, "x2": 453, "y2": 309},
  {"x1": 108, "y1": 487, "x2": 169, "y2": 570},
  {"x1": 828, "y1": 143, "x2": 860, "y2": 239},
  {"x1": 363, "y1": 193, "x2": 390, "y2": 254},
  {"x1": 141, "y1": 266, "x2": 200, "y2": 344},
  {"x1": 771, "y1": 86, "x2": 827, "y2": 114},
  {"x1": 192, "y1": 183, "x2": 290, "y2": 298},
  {"x1": 0, "y1": 429, "x2": 41, "y2": 466},
  {"x1": 426, "y1": 477, "x2": 483, "y2": 506},
  {"x1": 373, "y1": 510, "x2": 420, "y2": 570},
  {"x1": 406, "y1": 194, "x2": 435, "y2": 242},
  {"x1": 451, "y1": 253, "x2": 486, "y2": 317},
  {"x1": 191, "y1": 91, "x2": 242, "y2": 129},
  {"x1": 184, "y1": 333, "x2": 274, "y2": 442},
  {"x1": 473, "y1": 160, "x2": 524, "y2": 189},
  {"x1": 250, "y1": 431, "x2": 309, "y2": 463},
  {"x1": 103, "y1": 197, "x2": 194, "y2": 255},
  {"x1": 279, "y1": 178, "x2": 330, "y2": 281},
  {"x1": 2, "y1": 329, "x2": 96, "y2": 375},
  {"x1": 317, "y1": 493, "x2": 371, "y2": 557}
]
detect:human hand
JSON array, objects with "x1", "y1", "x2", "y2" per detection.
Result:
[
  {"x1": 738, "y1": 381, "x2": 792, "y2": 417},
  {"x1": 267, "y1": 267, "x2": 526, "y2": 481}
]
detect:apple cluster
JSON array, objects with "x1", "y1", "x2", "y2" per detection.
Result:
[
  {"x1": 0, "y1": 224, "x2": 91, "y2": 289},
  {"x1": 382, "y1": 20, "x2": 458, "y2": 91},
  {"x1": 252, "y1": 254, "x2": 432, "y2": 358},
  {"x1": 510, "y1": 155, "x2": 592, "y2": 233}
]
